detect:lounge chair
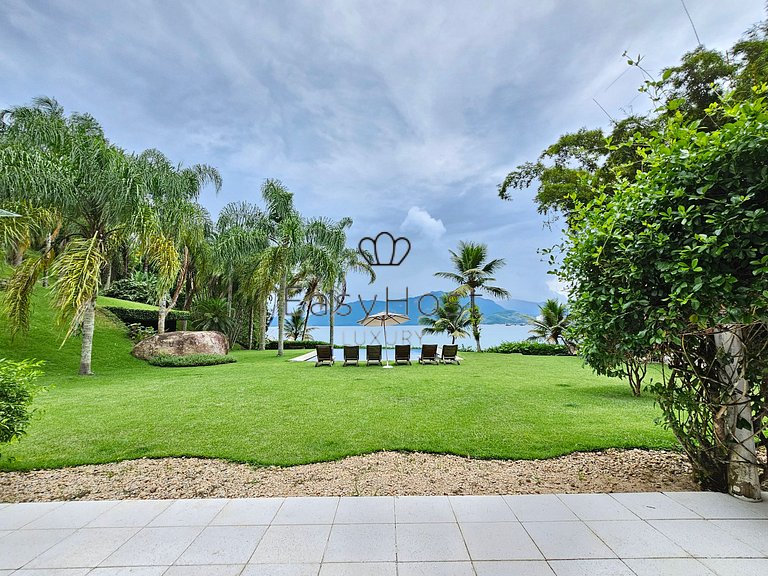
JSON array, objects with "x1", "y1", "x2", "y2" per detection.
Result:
[
  {"x1": 315, "y1": 345, "x2": 334, "y2": 367},
  {"x1": 440, "y1": 344, "x2": 460, "y2": 364},
  {"x1": 343, "y1": 345, "x2": 360, "y2": 366},
  {"x1": 394, "y1": 344, "x2": 411, "y2": 365},
  {"x1": 419, "y1": 344, "x2": 439, "y2": 364},
  {"x1": 366, "y1": 345, "x2": 382, "y2": 366}
]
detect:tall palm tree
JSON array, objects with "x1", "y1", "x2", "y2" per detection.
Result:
[
  {"x1": 0, "y1": 97, "x2": 156, "y2": 374},
  {"x1": 418, "y1": 293, "x2": 471, "y2": 344},
  {"x1": 526, "y1": 298, "x2": 570, "y2": 345},
  {"x1": 284, "y1": 307, "x2": 315, "y2": 340},
  {"x1": 435, "y1": 241, "x2": 510, "y2": 352}
]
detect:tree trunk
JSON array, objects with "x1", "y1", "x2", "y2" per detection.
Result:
[
  {"x1": 277, "y1": 272, "x2": 287, "y2": 356},
  {"x1": 248, "y1": 303, "x2": 254, "y2": 350},
  {"x1": 301, "y1": 294, "x2": 313, "y2": 341},
  {"x1": 227, "y1": 275, "x2": 233, "y2": 317},
  {"x1": 103, "y1": 262, "x2": 112, "y2": 292},
  {"x1": 258, "y1": 300, "x2": 267, "y2": 350},
  {"x1": 79, "y1": 298, "x2": 96, "y2": 375},
  {"x1": 42, "y1": 233, "x2": 52, "y2": 287},
  {"x1": 157, "y1": 297, "x2": 168, "y2": 334},
  {"x1": 471, "y1": 289, "x2": 482, "y2": 352},
  {"x1": 329, "y1": 288, "x2": 335, "y2": 348},
  {"x1": 715, "y1": 327, "x2": 762, "y2": 501},
  {"x1": 159, "y1": 246, "x2": 188, "y2": 334}
]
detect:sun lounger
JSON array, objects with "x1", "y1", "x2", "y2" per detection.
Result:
[
  {"x1": 419, "y1": 344, "x2": 439, "y2": 364},
  {"x1": 440, "y1": 344, "x2": 460, "y2": 364},
  {"x1": 366, "y1": 345, "x2": 382, "y2": 366},
  {"x1": 394, "y1": 344, "x2": 411, "y2": 365},
  {"x1": 315, "y1": 345, "x2": 334, "y2": 367},
  {"x1": 343, "y1": 345, "x2": 360, "y2": 366}
]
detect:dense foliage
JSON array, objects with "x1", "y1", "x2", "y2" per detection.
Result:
[
  {"x1": 0, "y1": 358, "x2": 44, "y2": 449},
  {"x1": 103, "y1": 306, "x2": 189, "y2": 325},
  {"x1": 147, "y1": 354, "x2": 236, "y2": 367},
  {"x1": 103, "y1": 271, "x2": 159, "y2": 305},
  {"x1": 485, "y1": 341, "x2": 569, "y2": 356},
  {"x1": 264, "y1": 339, "x2": 328, "y2": 350}
]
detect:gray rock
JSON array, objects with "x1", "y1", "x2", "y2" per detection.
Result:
[{"x1": 131, "y1": 331, "x2": 229, "y2": 360}]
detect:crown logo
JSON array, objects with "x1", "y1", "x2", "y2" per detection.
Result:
[{"x1": 358, "y1": 231, "x2": 411, "y2": 266}]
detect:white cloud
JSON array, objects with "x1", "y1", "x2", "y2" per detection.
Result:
[
  {"x1": 400, "y1": 206, "x2": 446, "y2": 242},
  {"x1": 546, "y1": 276, "x2": 571, "y2": 299}
]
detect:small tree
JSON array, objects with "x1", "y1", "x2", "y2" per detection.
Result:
[
  {"x1": 0, "y1": 358, "x2": 44, "y2": 454},
  {"x1": 418, "y1": 294, "x2": 471, "y2": 344}
]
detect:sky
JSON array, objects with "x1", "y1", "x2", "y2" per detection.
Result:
[{"x1": 1, "y1": 0, "x2": 765, "y2": 306}]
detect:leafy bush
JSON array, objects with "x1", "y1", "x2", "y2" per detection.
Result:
[
  {"x1": 127, "y1": 323, "x2": 156, "y2": 343},
  {"x1": 103, "y1": 271, "x2": 159, "y2": 305},
  {"x1": 147, "y1": 354, "x2": 236, "y2": 367},
  {"x1": 264, "y1": 339, "x2": 329, "y2": 350},
  {"x1": 0, "y1": 358, "x2": 45, "y2": 450},
  {"x1": 103, "y1": 306, "x2": 189, "y2": 325},
  {"x1": 485, "y1": 341, "x2": 570, "y2": 355},
  {"x1": 189, "y1": 298, "x2": 233, "y2": 333}
]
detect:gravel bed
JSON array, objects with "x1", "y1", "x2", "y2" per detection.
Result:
[{"x1": 0, "y1": 449, "x2": 698, "y2": 502}]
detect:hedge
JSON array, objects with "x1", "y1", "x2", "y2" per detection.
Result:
[
  {"x1": 147, "y1": 354, "x2": 236, "y2": 367},
  {"x1": 264, "y1": 339, "x2": 329, "y2": 350},
  {"x1": 102, "y1": 306, "x2": 189, "y2": 324},
  {"x1": 485, "y1": 341, "x2": 570, "y2": 355}
]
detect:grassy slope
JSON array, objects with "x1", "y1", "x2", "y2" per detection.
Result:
[
  {"x1": 0, "y1": 290, "x2": 679, "y2": 471},
  {"x1": 96, "y1": 296, "x2": 159, "y2": 311}
]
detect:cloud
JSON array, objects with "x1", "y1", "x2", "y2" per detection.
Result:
[
  {"x1": 546, "y1": 276, "x2": 571, "y2": 300},
  {"x1": 400, "y1": 206, "x2": 447, "y2": 242}
]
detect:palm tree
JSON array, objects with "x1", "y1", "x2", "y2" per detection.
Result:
[
  {"x1": 526, "y1": 298, "x2": 570, "y2": 345},
  {"x1": 435, "y1": 241, "x2": 510, "y2": 352},
  {"x1": 418, "y1": 293, "x2": 471, "y2": 344},
  {"x1": 284, "y1": 307, "x2": 315, "y2": 340},
  {"x1": 0, "y1": 97, "x2": 156, "y2": 374}
]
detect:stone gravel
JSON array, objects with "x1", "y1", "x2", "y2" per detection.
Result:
[{"x1": 0, "y1": 449, "x2": 698, "y2": 502}]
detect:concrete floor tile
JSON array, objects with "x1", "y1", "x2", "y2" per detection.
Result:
[
  {"x1": 87, "y1": 568, "x2": 168, "y2": 576},
  {"x1": 175, "y1": 525, "x2": 266, "y2": 565},
  {"x1": 649, "y1": 519, "x2": 763, "y2": 558},
  {"x1": 11, "y1": 569, "x2": 90, "y2": 576},
  {"x1": 249, "y1": 524, "x2": 331, "y2": 564},
  {"x1": 557, "y1": 494, "x2": 637, "y2": 521},
  {"x1": 0, "y1": 529, "x2": 73, "y2": 570},
  {"x1": 664, "y1": 492, "x2": 768, "y2": 519},
  {"x1": 25, "y1": 527, "x2": 138, "y2": 569},
  {"x1": 397, "y1": 562, "x2": 475, "y2": 576},
  {"x1": 460, "y1": 522, "x2": 542, "y2": 560},
  {"x1": 271, "y1": 498, "x2": 338, "y2": 525},
  {"x1": 503, "y1": 496, "x2": 577, "y2": 522},
  {"x1": 319, "y1": 562, "x2": 396, "y2": 576},
  {"x1": 211, "y1": 499, "x2": 283, "y2": 526},
  {"x1": 323, "y1": 523, "x2": 395, "y2": 562},
  {"x1": 699, "y1": 558, "x2": 768, "y2": 576},
  {"x1": 164, "y1": 565, "x2": 245, "y2": 576},
  {"x1": 523, "y1": 522, "x2": 615, "y2": 560},
  {"x1": 624, "y1": 558, "x2": 716, "y2": 576},
  {"x1": 100, "y1": 526, "x2": 203, "y2": 566},
  {"x1": 548, "y1": 559, "x2": 635, "y2": 575},
  {"x1": 396, "y1": 524, "x2": 469, "y2": 562},
  {"x1": 396, "y1": 497, "x2": 455, "y2": 524},
  {"x1": 147, "y1": 499, "x2": 227, "y2": 527},
  {"x1": 88, "y1": 500, "x2": 172, "y2": 528},
  {"x1": 611, "y1": 492, "x2": 701, "y2": 520},
  {"x1": 474, "y1": 561, "x2": 555, "y2": 576},
  {"x1": 710, "y1": 519, "x2": 768, "y2": 555},
  {"x1": 0, "y1": 502, "x2": 64, "y2": 530},
  {"x1": 586, "y1": 520, "x2": 688, "y2": 558},
  {"x1": 241, "y1": 564, "x2": 319, "y2": 576},
  {"x1": 25, "y1": 502, "x2": 119, "y2": 530},
  {"x1": 334, "y1": 497, "x2": 394, "y2": 524},
  {"x1": 449, "y1": 497, "x2": 516, "y2": 523}
]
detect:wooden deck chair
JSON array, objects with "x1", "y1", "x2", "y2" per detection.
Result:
[
  {"x1": 366, "y1": 345, "x2": 383, "y2": 366},
  {"x1": 394, "y1": 345, "x2": 411, "y2": 365},
  {"x1": 343, "y1": 345, "x2": 360, "y2": 366},
  {"x1": 419, "y1": 344, "x2": 439, "y2": 364},
  {"x1": 315, "y1": 345, "x2": 334, "y2": 367},
  {"x1": 440, "y1": 344, "x2": 460, "y2": 364}
]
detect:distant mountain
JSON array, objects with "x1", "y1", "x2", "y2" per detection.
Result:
[{"x1": 303, "y1": 291, "x2": 535, "y2": 326}]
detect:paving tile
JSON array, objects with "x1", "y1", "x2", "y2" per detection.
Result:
[
  {"x1": 557, "y1": 494, "x2": 637, "y2": 521},
  {"x1": 271, "y1": 498, "x2": 338, "y2": 525},
  {"x1": 395, "y1": 497, "x2": 455, "y2": 523},
  {"x1": 0, "y1": 530, "x2": 10, "y2": 540},
  {"x1": 147, "y1": 499, "x2": 227, "y2": 527},
  {"x1": 449, "y1": 496, "x2": 517, "y2": 523},
  {"x1": 319, "y1": 563, "x2": 396, "y2": 576},
  {"x1": 523, "y1": 522, "x2": 615, "y2": 560},
  {"x1": 163, "y1": 565, "x2": 245, "y2": 576},
  {"x1": 87, "y1": 568, "x2": 168, "y2": 576},
  {"x1": 611, "y1": 492, "x2": 701, "y2": 520},
  {"x1": 240, "y1": 564, "x2": 319, "y2": 576},
  {"x1": 397, "y1": 562, "x2": 475, "y2": 576},
  {"x1": 396, "y1": 523, "x2": 469, "y2": 562},
  {"x1": 460, "y1": 522, "x2": 542, "y2": 560},
  {"x1": 334, "y1": 497, "x2": 394, "y2": 524},
  {"x1": 0, "y1": 502, "x2": 64, "y2": 530},
  {"x1": 11, "y1": 569, "x2": 90, "y2": 575},
  {"x1": 699, "y1": 558, "x2": 768, "y2": 576},
  {"x1": 664, "y1": 491, "x2": 768, "y2": 519},
  {"x1": 473, "y1": 561, "x2": 555, "y2": 576},
  {"x1": 548, "y1": 559, "x2": 635, "y2": 575},
  {"x1": 323, "y1": 523, "x2": 395, "y2": 562},
  {"x1": 25, "y1": 501, "x2": 119, "y2": 530},
  {"x1": 210, "y1": 498, "x2": 283, "y2": 526},
  {"x1": 249, "y1": 524, "x2": 331, "y2": 563},
  {"x1": 503, "y1": 495, "x2": 577, "y2": 522},
  {"x1": 0, "y1": 529, "x2": 73, "y2": 570},
  {"x1": 710, "y1": 519, "x2": 768, "y2": 555},
  {"x1": 624, "y1": 558, "x2": 716, "y2": 576},
  {"x1": 175, "y1": 525, "x2": 266, "y2": 565},
  {"x1": 88, "y1": 500, "x2": 172, "y2": 528},
  {"x1": 585, "y1": 520, "x2": 688, "y2": 558},
  {"x1": 100, "y1": 526, "x2": 203, "y2": 566},
  {"x1": 649, "y1": 519, "x2": 763, "y2": 558},
  {"x1": 25, "y1": 527, "x2": 138, "y2": 568}
]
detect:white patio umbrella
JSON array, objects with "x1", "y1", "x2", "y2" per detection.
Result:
[{"x1": 358, "y1": 311, "x2": 410, "y2": 368}]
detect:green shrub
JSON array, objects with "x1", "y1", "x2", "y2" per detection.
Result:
[
  {"x1": 127, "y1": 323, "x2": 157, "y2": 343},
  {"x1": 103, "y1": 306, "x2": 189, "y2": 325},
  {"x1": 103, "y1": 271, "x2": 159, "y2": 304},
  {"x1": 264, "y1": 339, "x2": 329, "y2": 350},
  {"x1": 189, "y1": 298, "x2": 232, "y2": 333},
  {"x1": 147, "y1": 354, "x2": 237, "y2": 367},
  {"x1": 0, "y1": 358, "x2": 45, "y2": 449},
  {"x1": 485, "y1": 341, "x2": 570, "y2": 355}
]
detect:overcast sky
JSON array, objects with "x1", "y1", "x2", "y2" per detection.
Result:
[{"x1": 2, "y1": 0, "x2": 764, "y2": 305}]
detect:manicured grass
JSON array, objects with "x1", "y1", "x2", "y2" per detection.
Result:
[
  {"x1": 96, "y1": 295, "x2": 159, "y2": 311},
  {"x1": 0, "y1": 290, "x2": 679, "y2": 471}
]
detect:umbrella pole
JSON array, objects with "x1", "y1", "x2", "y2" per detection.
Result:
[{"x1": 383, "y1": 322, "x2": 393, "y2": 368}]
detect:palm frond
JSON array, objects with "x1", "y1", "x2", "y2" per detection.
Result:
[{"x1": 3, "y1": 253, "x2": 47, "y2": 335}]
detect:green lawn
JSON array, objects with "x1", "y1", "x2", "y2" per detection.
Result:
[{"x1": 0, "y1": 289, "x2": 679, "y2": 471}]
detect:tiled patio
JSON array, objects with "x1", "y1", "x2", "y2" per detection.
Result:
[{"x1": 2, "y1": 491, "x2": 768, "y2": 575}]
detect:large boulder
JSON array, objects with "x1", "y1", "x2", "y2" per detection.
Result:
[{"x1": 132, "y1": 331, "x2": 229, "y2": 360}]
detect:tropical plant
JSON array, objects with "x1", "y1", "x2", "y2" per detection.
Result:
[
  {"x1": 525, "y1": 299, "x2": 571, "y2": 346},
  {"x1": 435, "y1": 241, "x2": 510, "y2": 352},
  {"x1": 0, "y1": 357, "x2": 44, "y2": 451},
  {"x1": 103, "y1": 271, "x2": 159, "y2": 304},
  {"x1": 418, "y1": 293, "x2": 471, "y2": 344},
  {"x1": 189, "y1": 297, "x2": 233, "y2": 333},
  {"x1": 284, "y1": 307, "x2": 314, "y2": 340}
]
